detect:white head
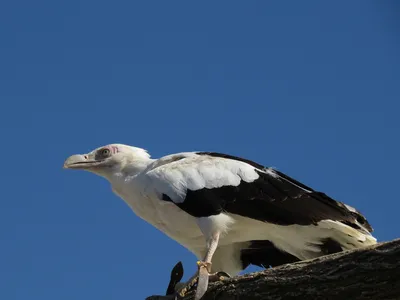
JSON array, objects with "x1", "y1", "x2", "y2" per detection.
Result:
[{"x1": 63, "y1": 144, "x2": 151, "y2": 178}]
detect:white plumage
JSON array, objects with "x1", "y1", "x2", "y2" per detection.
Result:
[{"x1": 64, "y1": 144, "x2": 377, "y2": 299}]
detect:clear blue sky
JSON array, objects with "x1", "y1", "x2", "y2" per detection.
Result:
[{"x1": 1, "y1": 1, "x2": 399, "y2": 299}]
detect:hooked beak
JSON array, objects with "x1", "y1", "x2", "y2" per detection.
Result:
[{"x1": 63, "y1": 154, "x2": 101, "y2": 169}]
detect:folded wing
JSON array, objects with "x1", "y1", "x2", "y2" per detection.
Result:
[{"x1": 146, "y1": 152, "x2": 373, "y2": 234}]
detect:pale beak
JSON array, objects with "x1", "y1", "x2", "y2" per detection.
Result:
[{"x1": 63, "y1": 154, "x2": 100, "y2": 169}]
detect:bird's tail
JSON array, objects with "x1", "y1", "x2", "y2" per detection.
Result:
[
  {"x1": 318, "y1": 219, "x2": 377, "y2": 251},
  {"x1": 268, "y1": 219, "x2": 378, "y2": 261}
]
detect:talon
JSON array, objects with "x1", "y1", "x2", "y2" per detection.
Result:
[
  {"x1": 176, "y1": 260, "x2": 216, "y2": 299},
  {"x1": 175, "y1": 266, "x2": 229, "y2": 300},
  {"x1": 208, "y1": 271, "x2": 231, "y2": 282},
  {"x1": 216, "y1": 271, "x2": 231, "y2": 278}
]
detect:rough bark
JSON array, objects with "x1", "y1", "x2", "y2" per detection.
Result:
[{"x1": 146, "y1": 239, "x2": 400, "y2": 300}]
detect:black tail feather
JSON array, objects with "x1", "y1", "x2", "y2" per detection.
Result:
[
  {"x1": 241, "y1": 238, "x2": 344, "y2": 270},
  {"x1": 240, "y1": 240, "x2": 300, "y2": 269}
]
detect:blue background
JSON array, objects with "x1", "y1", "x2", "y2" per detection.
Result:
[{"x1": 1, "y1": 1, "x2": 399, "y2": 299}]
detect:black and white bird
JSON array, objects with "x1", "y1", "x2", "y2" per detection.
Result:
[{"x1": 64, "y1": 144, "x2": 377, "y2": 299}]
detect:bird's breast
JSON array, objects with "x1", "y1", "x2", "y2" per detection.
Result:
[{"x1": 112, "y1": 183, "x2": 205, "y2": 249}]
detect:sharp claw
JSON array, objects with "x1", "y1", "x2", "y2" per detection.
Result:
[
  {"x1": 195, "y1": 266, "x2": 210, "y2": 300},
  {"x1": 208, "y1": 271, "x2": 231, "y2": 282},
  {"x1": 175, "y1": 261, "x2": 222, "y2": 300},
  {"x1": 216, "y1": 271, "x2": 231, "y2": 278}
]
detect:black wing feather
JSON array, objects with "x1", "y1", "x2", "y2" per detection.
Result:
[{"x1": 163, "y1": 152, "x2": 372, "y2": 232}]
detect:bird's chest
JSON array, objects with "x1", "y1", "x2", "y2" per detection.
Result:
[
  {"x1": 112, "y1": 182, "x2": 155, "y2": 221},
  {"x1": 111, "y1": 181, "x2": 203, "y2": 247}
]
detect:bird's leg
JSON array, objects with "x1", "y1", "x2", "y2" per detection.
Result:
[
  {"x1": 194, "y1": 231, "x2": 220, "y2": 300},
  {"x1": 175, "y1": 232, "x2": 222, "y2": 300}
]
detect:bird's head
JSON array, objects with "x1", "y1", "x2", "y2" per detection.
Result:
[{"x1": 63, "y1": 144, "x2": 151, "y2": 177}]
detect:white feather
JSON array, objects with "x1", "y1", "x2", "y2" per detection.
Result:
[
  {"x1": 146, "y1": 154, "x2": 259, "y2": 203},
  {"x1": 100, "y1": 148, "x2": 377, "y2": 275}
]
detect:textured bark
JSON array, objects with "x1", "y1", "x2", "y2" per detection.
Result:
[{"x1": 146, "y1": 239, "x2": 400, "y2": 300}]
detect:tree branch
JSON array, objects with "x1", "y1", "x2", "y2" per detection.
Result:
[{"x1": 146, "y1": 239, "x2": 400, "y2": 300}]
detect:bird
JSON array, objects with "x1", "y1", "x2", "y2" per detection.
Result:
[{"x1": 63, "y1": 143, "x2": 377, "y2": 299}]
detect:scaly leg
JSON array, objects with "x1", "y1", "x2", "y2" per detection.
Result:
[
  {"x1": 195, "y1": 232, "x2": 220, "y2": 299},
  {"x1": 175, "y1": 232, "x2": 223, "y2": 300},
  {"x1": 175, "y1": 269, "x2": 229, "y2": 299}
]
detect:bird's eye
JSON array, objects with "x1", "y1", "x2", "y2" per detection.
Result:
[{"x1": 101, "y1": 148, "x2": 111, "y2": 157}]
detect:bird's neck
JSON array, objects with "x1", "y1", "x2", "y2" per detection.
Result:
[
  {"x1": 123, "y1": 158, "x2": 155, "y2": 176},
  {"x1": 105, "y1": 158, "x2": 155, "y2": 208},
  {"x1": 106, "y1": 158, "x2": 155, "y2": 182}
]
